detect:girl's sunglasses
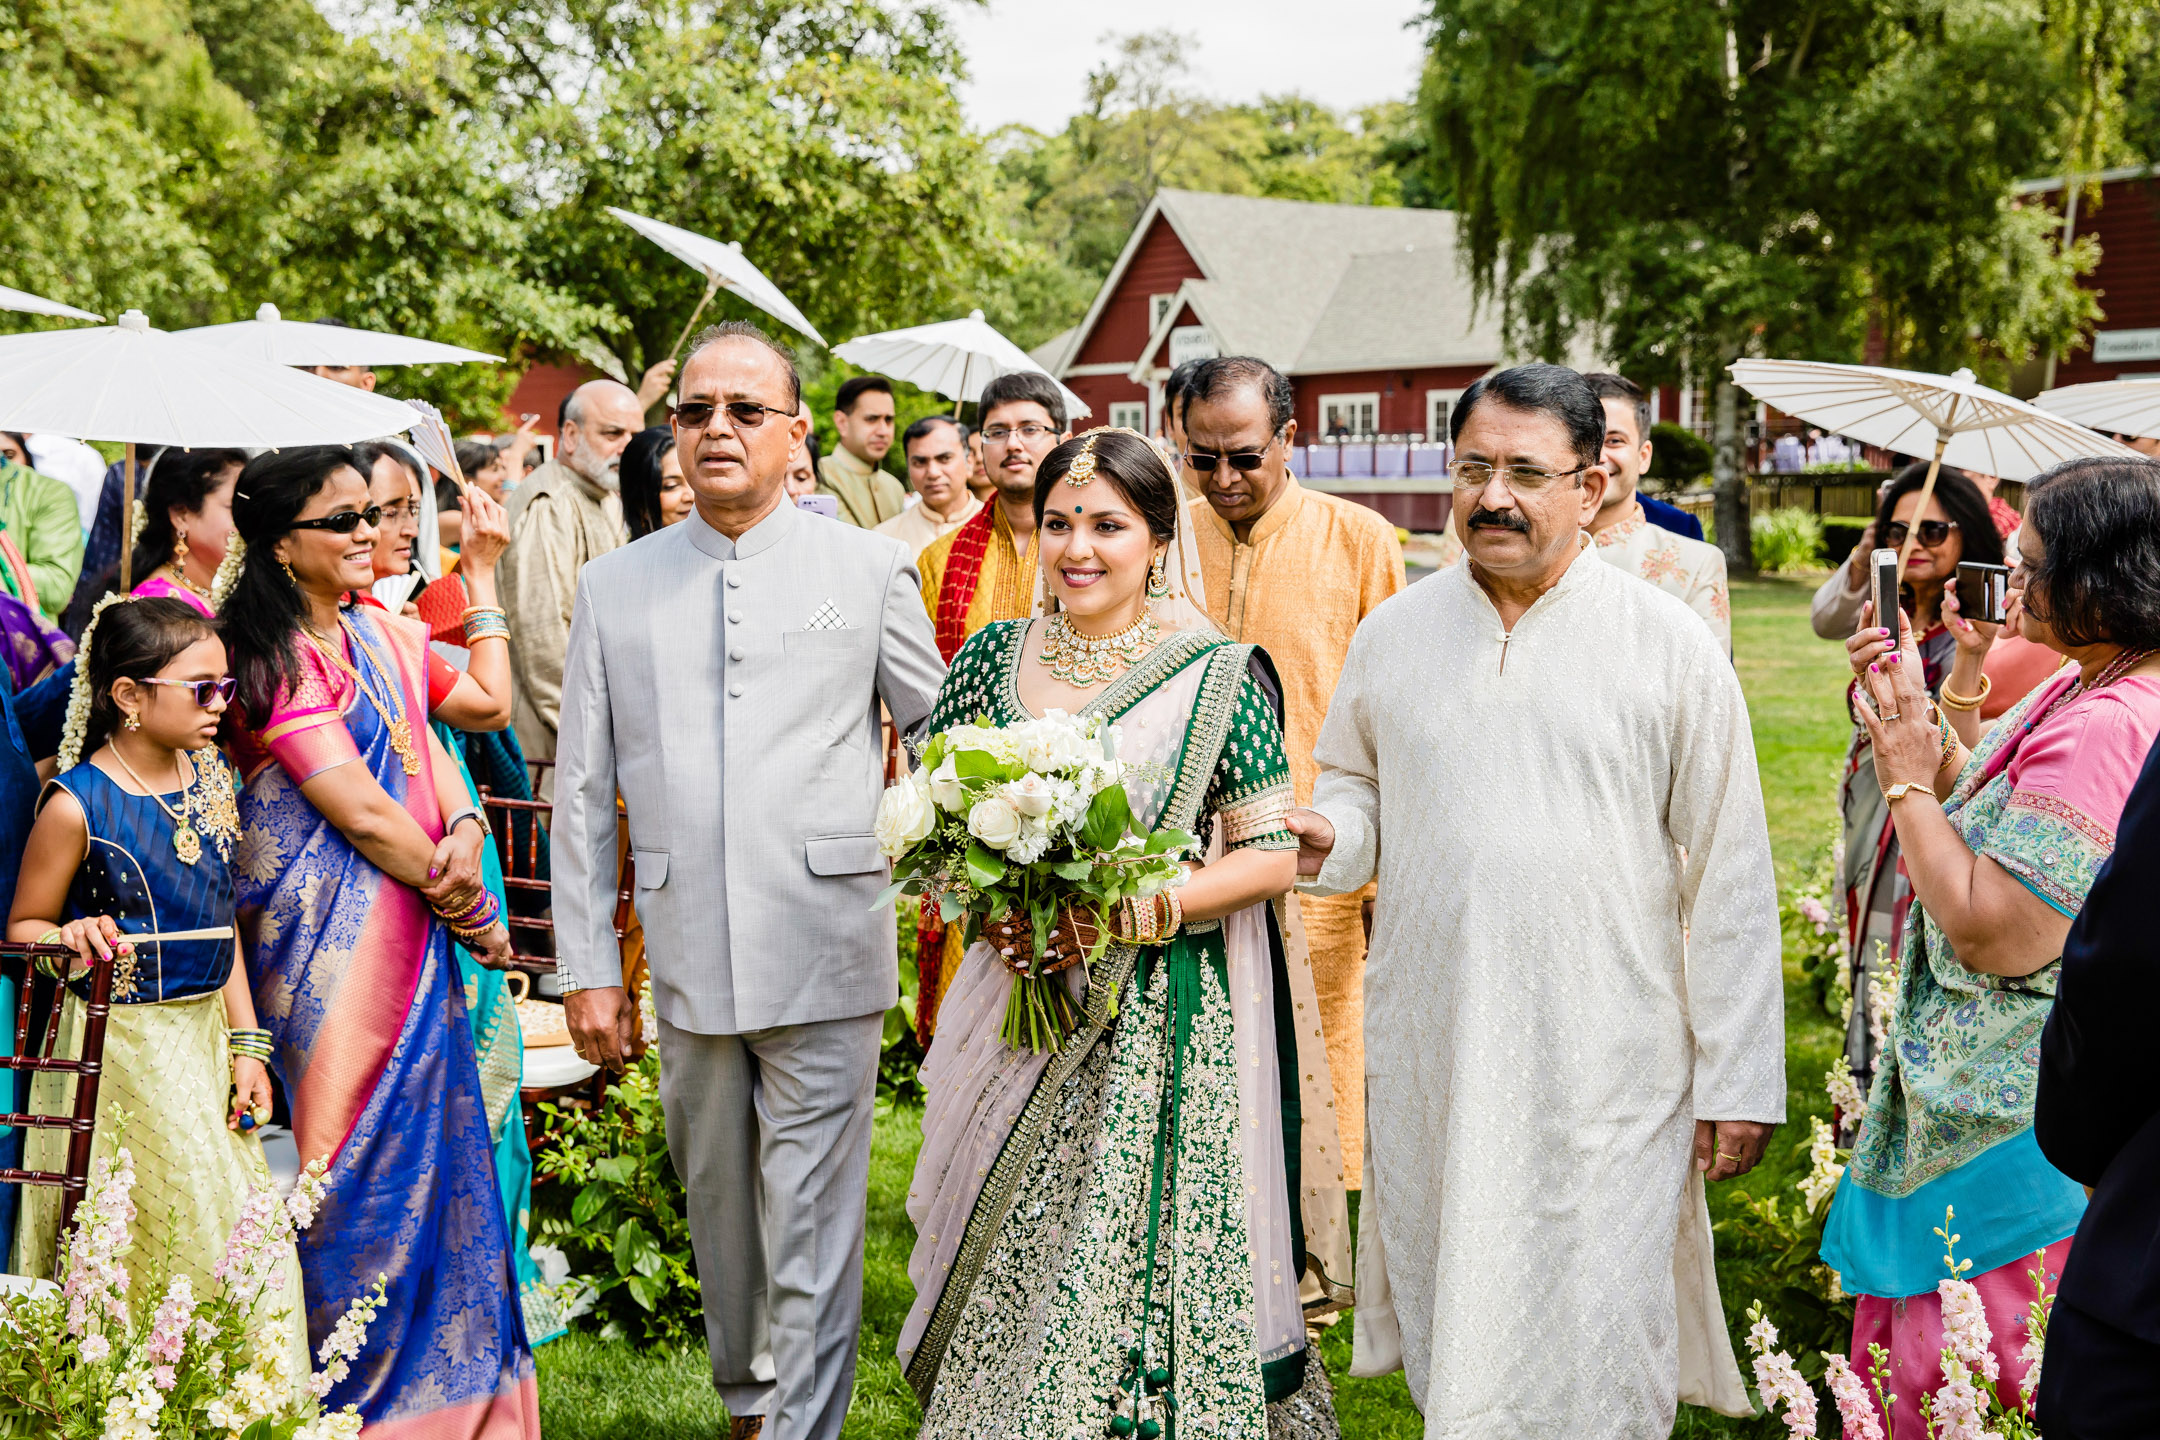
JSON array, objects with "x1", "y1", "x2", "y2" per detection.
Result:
[
  {"x1": 137, "y1": 676, "x2": 238, "y2": 707},
  {"x1": 287, "y1": 505, "x2": 383, "y2": 535},
  {"x1": 1883, "y1": 519, "x2": 1958, "y2": 547}
]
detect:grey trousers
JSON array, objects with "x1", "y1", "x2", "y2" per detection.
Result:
[{"x1": 658, "y1": 1011, "x2": 884, "y2": 1440}]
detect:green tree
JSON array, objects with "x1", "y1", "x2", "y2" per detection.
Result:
[{"x1": 1418, "y1": 0, "x2": 2104, "y2": 572}]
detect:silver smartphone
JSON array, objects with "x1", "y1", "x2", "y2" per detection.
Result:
[
  {"x1": 796, "y1": 494, "x2": 839, "y2": 520},
  {"x1": 1872, "y1": 547, "x2": 1901, "y2": 633}
]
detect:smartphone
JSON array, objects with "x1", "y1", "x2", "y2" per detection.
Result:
[
  {"x1": 1872, "y1": 548, "x2": 1901, "y2": 634},
  {"x1": 796, "y1": 494, "x2": 839, "y2": 520},
  {"x1": 1956, "y1": 561, "x2": 2010, "y2": 625}
]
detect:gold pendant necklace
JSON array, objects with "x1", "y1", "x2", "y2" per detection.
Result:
[
  {"x1": 1037, "y1": 610, "x2": 1160, "y2": 686},
  {"x1": 161, "y1": 562, "x2": 212, "y2": 602},
  {"x1": 306, "y1": 618, "x2": 422, "y2": 776},
  {"x1": 112, "y1": 746, "x2": 202, "y2": 864}
]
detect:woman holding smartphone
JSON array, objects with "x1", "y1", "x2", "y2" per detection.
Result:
[{"x1": 1823, "y1": 454, "x2": 2160, "y2": 1435}]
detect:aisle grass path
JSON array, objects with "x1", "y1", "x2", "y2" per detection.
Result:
[{"x1": 535, "y1": 576, "x2": 1857, "y2": 1439}]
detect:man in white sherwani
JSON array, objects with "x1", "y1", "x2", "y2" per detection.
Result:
[{"x1": 1288, "y1": 363, "x2": 1785, "y2": 1436}]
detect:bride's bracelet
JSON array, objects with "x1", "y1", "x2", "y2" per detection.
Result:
[{"x1": 1115, "y1": 891, "x2": 1184, "y2": 946}]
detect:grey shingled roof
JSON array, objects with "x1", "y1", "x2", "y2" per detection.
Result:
[{"x1": 1124, "y1": 190, "x2": 1503, "y2": 375}]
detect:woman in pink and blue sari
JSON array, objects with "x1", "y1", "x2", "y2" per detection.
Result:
[{"x1": 220, "y1": 446, "x2": 536, "y2": 1439}]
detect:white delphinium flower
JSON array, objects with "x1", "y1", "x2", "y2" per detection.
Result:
[
  {"x1": 1825, "y1": 1063, "x2": 1866, "y2": 1121},
  {"x1": 1005, "y1": 818, "x2": 1051, "y2": 865},
  {"x1": 308, "y1": 1279, "x2": 387, "y2": 1400},
  {"x1": 1797, "y1": 1116, "x2": 1846, "y2": 1212},
  {"x1": 62, "y1": 1144, "x2": 138, "y2": 1340}
]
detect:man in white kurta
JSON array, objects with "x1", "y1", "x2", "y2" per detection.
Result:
[
  {"x1": 1291, "y1": 364, "x2": 1785, "y2": 1437},
  {"x1": 1584, "y1": 372, "x2": 1731, "y2": 653}
]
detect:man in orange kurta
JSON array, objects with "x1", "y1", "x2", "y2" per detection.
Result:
[
  {"x1": 1186, "y1": 360, "x2": 1405, "y2": 1221},
  {"x1": 912, "y1": 372, "x2": 1069, "y2": 1034}
]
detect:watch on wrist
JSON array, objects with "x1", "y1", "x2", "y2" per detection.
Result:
[
  {"x1": 1884, "y1": 781, "x2": 1928, "y2": 803},
  {"x1": 446, "y1": 806, "x2": 493, "y2": 839}
]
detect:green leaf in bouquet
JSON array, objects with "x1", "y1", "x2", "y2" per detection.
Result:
[
  {"x1": 964, "y1": 843, "x2": 1007, "y2": 888},
  {"x1": 938, "y1": 893, "x2": 967, "y2": 924},
  {"x1": 239, "y1": 1421, "x2": 276, "y2": 1440},
  {"x1": 1081, "y1": 786, "x2": 1135, "y2": 853},
  {"x1": 953, "y1": 748, "x2": 1006, "y2": 783},
  {"x1": 871, "y1": 878, "x2": 910, "y2": 911},
  {"x1": 920, "y1": 734, "x2": 949, "y2": 770},
  {"x1": 1051, "y1": 860, "x2": 1094, "y2": 882},
  {"x1": 1145, "y1": 827, "x2": 1197, "y2": 855}
]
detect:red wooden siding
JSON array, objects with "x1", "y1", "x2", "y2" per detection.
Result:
[
  {"x1": 1072, "y1": 216, "x2": 1206, "y2": 367},
  {"x1": 505, "y1": 362, "x2": 595, "y2": 439},
  {"x1": 1291, "y1": 365, "x2": 1490, "y2": 437},
  {"x1": 2054, "y1": 178, "x2": 2160, "y2": 386},
  {"x1": 1066, "y1": 374, "x2": 1147, "y2": 426}
]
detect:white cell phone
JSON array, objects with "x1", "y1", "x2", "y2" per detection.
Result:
[
  {"x1": 1872, "y1": 547, "x2": 1901, "y2": 635},
  {"x1": 796, "y1": 494, "x2": 839, "y2": 520}
]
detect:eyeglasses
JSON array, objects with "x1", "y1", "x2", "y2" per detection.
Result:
[
  {"x1": 377, "y1": 500, "x2": 420, "y2": 523},
  {"x1": 981, "y1": 423, "x2": 1061, "y2": 443},
  {"x1": 136, "y1": 676, "x2": 238, "y2": 707},
  {"x1": 287, "y1": 505, "x2": 383, "y2": 535},
  {"x1": 1884, "y1": 520, "x2": 1958, "y2": 547},
  {"x1": 1447, "y1": 461, "x2": 1588, "y2": 494},
  {"x1": 671, "y1": 400, "x2": 791, "y2": 431}
]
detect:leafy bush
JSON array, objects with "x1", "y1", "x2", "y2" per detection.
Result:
[
  {"x1": 1781, "y1": 840, "x2": 1850, "y2": 1023},
  {"x1": 1752, "y1": 507, "x2": 1826, "y2": 574},
  {"x1": 1802, "y1": 459, "x2": 1875, "y2": 474},
  {"x1": 533, "y1": 1054, "x2": 702, "y2": 1347},
  {"x1": 1647, "y1": 422, "x2": 1713, "y2": 483}
]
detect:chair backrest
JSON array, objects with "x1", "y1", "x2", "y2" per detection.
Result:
[
  {"x1": 0, "y1": 944, "x2": 116, "y2": 1238},
  {"x1": 476, "y1": 784, "x2": 633, "y2": 974}
]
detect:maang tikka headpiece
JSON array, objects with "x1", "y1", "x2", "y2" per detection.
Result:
[{"x1": 1066, "y1": 429, "x2": 1104, "y2": 487}]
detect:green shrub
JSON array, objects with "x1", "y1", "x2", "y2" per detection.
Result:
[
  {"x1": 1752, "y1": 507, "x2": 1825, "y2": 573},
  {"x1": 1646, "y1": 422, "x2": 1713, "y2": 483},
  {"x1": 533, "y1": 1053, "x2": 703, "y2": 1346}
]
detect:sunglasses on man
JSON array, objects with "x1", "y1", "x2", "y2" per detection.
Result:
[
  {"x1": 287, "y1": 505, "x2": 382, "y2": 535},
  {"x1": 671, "y1": 400, "x2": 792, "y2": 431},
  {"x1": 136, "y1": 676, "x2": 239, "y2": 707},
  {"x1": 1185, "y1": 430, "x2": 1285, "y2": 473},
  {"x1": 1883, "y1": 519, "x2": 1958, "y2": 548}
]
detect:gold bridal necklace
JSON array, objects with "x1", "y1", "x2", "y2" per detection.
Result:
[{"x1": 1038, "y1": 609, "x2": 1160, "y2": 686}]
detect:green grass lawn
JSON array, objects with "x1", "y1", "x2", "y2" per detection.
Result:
[{"x1": 536, "y1": 576, "x2": 1858, "y2": 1440}]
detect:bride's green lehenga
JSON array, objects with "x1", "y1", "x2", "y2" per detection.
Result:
[{"x1": 900, "y1": 621, "x2": 1340, "y2": 1440}]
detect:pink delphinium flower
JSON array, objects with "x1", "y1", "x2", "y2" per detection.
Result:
[
  {"x1": 60, "y1": 1144, "x2": 137, "y2": 1338},
  {"x1": 1938, "y1": 1278, "x2": 2000, "y2": 1385},
  {"x1": 1821, "y1": 1354, "x2": 1883, "y2": 1440},
  {"x1": 1797, "y1": 894, "x2": 1832, "y2": 930},
  {"x1": 285, "y1": 1158, "x2": 329, "y2": 1233},
  {"x1": 1744, "y1": 1305, "x2": 1819, "y2": 1438},
  {"x1": 144, "y1": 1275, "x2": 196, "y2": 1383}
]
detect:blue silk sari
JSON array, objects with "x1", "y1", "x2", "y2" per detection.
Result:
[{"x1": 232, "y1": 606, "x2": 538, "y2": 1439}]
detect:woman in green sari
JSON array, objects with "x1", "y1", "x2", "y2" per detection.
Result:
[{"x1": 899, "y1": 429, "x2": 1338, "y2": 1439}]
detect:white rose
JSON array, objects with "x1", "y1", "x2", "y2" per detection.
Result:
[
  {"x1": 1003, "y1": 773, "x2": 1056, "y2": 818},
  {"x1": 928, "y1": 756, "x2": 967, "y2": 812},
  {"x1": 966, "y1": 795, "x2": 1024, "y2": 850},
  {"x1": 874, "y1": 777, "x2": 936, "y2": 858}
]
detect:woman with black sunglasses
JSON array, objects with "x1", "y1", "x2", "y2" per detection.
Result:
[
  {"x1": 1832, "y1": 463, "x2": 2004, "y2": 1101},
  {"x1": 217, "y1": 446, "x2": 540, "y2": 1435}
]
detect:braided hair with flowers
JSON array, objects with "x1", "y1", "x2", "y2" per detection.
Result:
[{"x1": 57, "y1": 594, "x2": 133, "y2": 772}]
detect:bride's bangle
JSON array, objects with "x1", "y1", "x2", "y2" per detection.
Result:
[{"x1": 1939, "y1": 673, "x2": 1991, "y2": 711}]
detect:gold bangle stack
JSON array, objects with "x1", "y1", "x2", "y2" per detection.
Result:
[
  {"x1": 461, "y1": 604, "x2": 510, "y2": 646},
  {"x1": 1117, "y1": 890, "x2": 1185, "y2": 946},
  {"x1": 1937, "y1": 714, "x2": 1961, "y2": 772},
  {"x1": 1938, "y1": 673, "x2": 1992, "y2": 712}
]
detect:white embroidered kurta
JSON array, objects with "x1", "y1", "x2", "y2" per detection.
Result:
[
  {"x1": 1593, "y1": 500, "x2": 1732, "y2": 654},
  {"x1": 1302, "y1": 539, "x2": 1783, "y2": 1437}
]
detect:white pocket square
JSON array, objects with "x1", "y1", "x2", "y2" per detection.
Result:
[{"x1": 803, "y1": 600, "x2": 850, "y2": 631}]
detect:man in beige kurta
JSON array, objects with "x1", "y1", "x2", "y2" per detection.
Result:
[
  {"x1": 1185, "y1": 357, "x2": 1405, "y2": 1297},
  {"x1": 875, "y1": 414, "x2": 982, "y2": 556},
  {"x1": 817, "y1": 374, "x2": 908, "y2": 528},
  {"x1": 1583, "y1": 373, "x2": 1731, "y2": 652},
  {"x1": 499, "y1": 378, "x2": 641, "y2": 768}
]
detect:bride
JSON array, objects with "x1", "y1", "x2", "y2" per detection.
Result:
[{"x1": 898, "y1": 428, "x2": 1339, "y2": 1438}]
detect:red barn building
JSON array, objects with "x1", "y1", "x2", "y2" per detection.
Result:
[
  {"x1": 1030, "y1": 190, "x2": 1527, "y2": 443},
  {"x1": 2014, "y1": 168, "x2": 2160, "y2": 390}
]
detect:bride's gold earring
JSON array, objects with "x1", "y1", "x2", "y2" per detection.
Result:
[
  {"x1": 173, "y1": 530, "x2": 188, "y2": 568},
  {"x1": 1147, "y1": 550, "x2": 1169, "y2": 600}
]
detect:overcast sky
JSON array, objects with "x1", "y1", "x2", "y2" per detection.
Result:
[{"x1": 944, "y1": 0, "x2": 1428, "y2": 134}]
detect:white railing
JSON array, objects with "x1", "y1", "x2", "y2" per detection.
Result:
[{"x1": 1295, "y1": 439, "x2": 1453, "y2": 480}]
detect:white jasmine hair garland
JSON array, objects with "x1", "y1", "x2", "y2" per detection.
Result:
[
  {"x1": 209, "y1": 531, "x2": 246, "y2": 611},
  {"x1": 56, "y1": 593, "x2": 134, "y2": 772}
]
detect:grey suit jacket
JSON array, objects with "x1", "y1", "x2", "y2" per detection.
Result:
[{"x1": 553, "y1": 499, "x2": 946, "y2": 1033}]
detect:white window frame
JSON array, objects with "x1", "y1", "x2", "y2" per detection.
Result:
[
  {"x1": 1108, "y1": 401, "x2": 1147, "y2": 432},
  {"x1": 1317, "y1": 392, "x2": 1381, "y2": 439},
  {"x1": 1424, "y1": 388, "x2": 1463, "y2": 444},
  {"x1": 1149, "y1": 293, "x2": 1176, "y2": 330}
]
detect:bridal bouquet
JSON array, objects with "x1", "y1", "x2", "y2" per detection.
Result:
[{"x1": 875, "y1": 710, "x2": 1194, "y2": 1053}]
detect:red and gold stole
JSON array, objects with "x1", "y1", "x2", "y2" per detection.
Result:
[{"x1": 934, "y1": 504, "x2": 998, "y2": 663}]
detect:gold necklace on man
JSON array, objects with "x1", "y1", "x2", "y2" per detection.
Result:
[{"x1": 1038, "y1": 609, "x2": 1161, "y2": 686}]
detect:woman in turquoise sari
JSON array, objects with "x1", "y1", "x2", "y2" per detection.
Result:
[
  {"x1": 221, "y1": 446, "x2": 537, "y2": 1438},
  {"x1": 900, "y1": 429, "x2": 1338, "y2": 1439}
]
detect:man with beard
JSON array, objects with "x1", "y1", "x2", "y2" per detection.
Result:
[
  {"x1": 500, "y1": 376, "x2": 645, "y2": 770},
  {"x1": 910, "y1": 370, "x2": 1066, "y2": 1035},
  {"x1": 1583, "y1": 373, "x2": 1730, "y2": 653},
  {"x1": 1183, "y1": 355, "x2": 1403, "y2": 1301},
  {"x1": 1289, "y1": 362, "x2": 1784, "y2": 1436}
]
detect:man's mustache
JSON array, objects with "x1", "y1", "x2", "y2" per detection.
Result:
[{"x1": 1467, "y1": 507, "x2": 1530, "y2": 533}]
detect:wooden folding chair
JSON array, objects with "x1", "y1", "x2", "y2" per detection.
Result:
[{"x1": 0, "y1": 943, "x2": 116, "y2": 1239}]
